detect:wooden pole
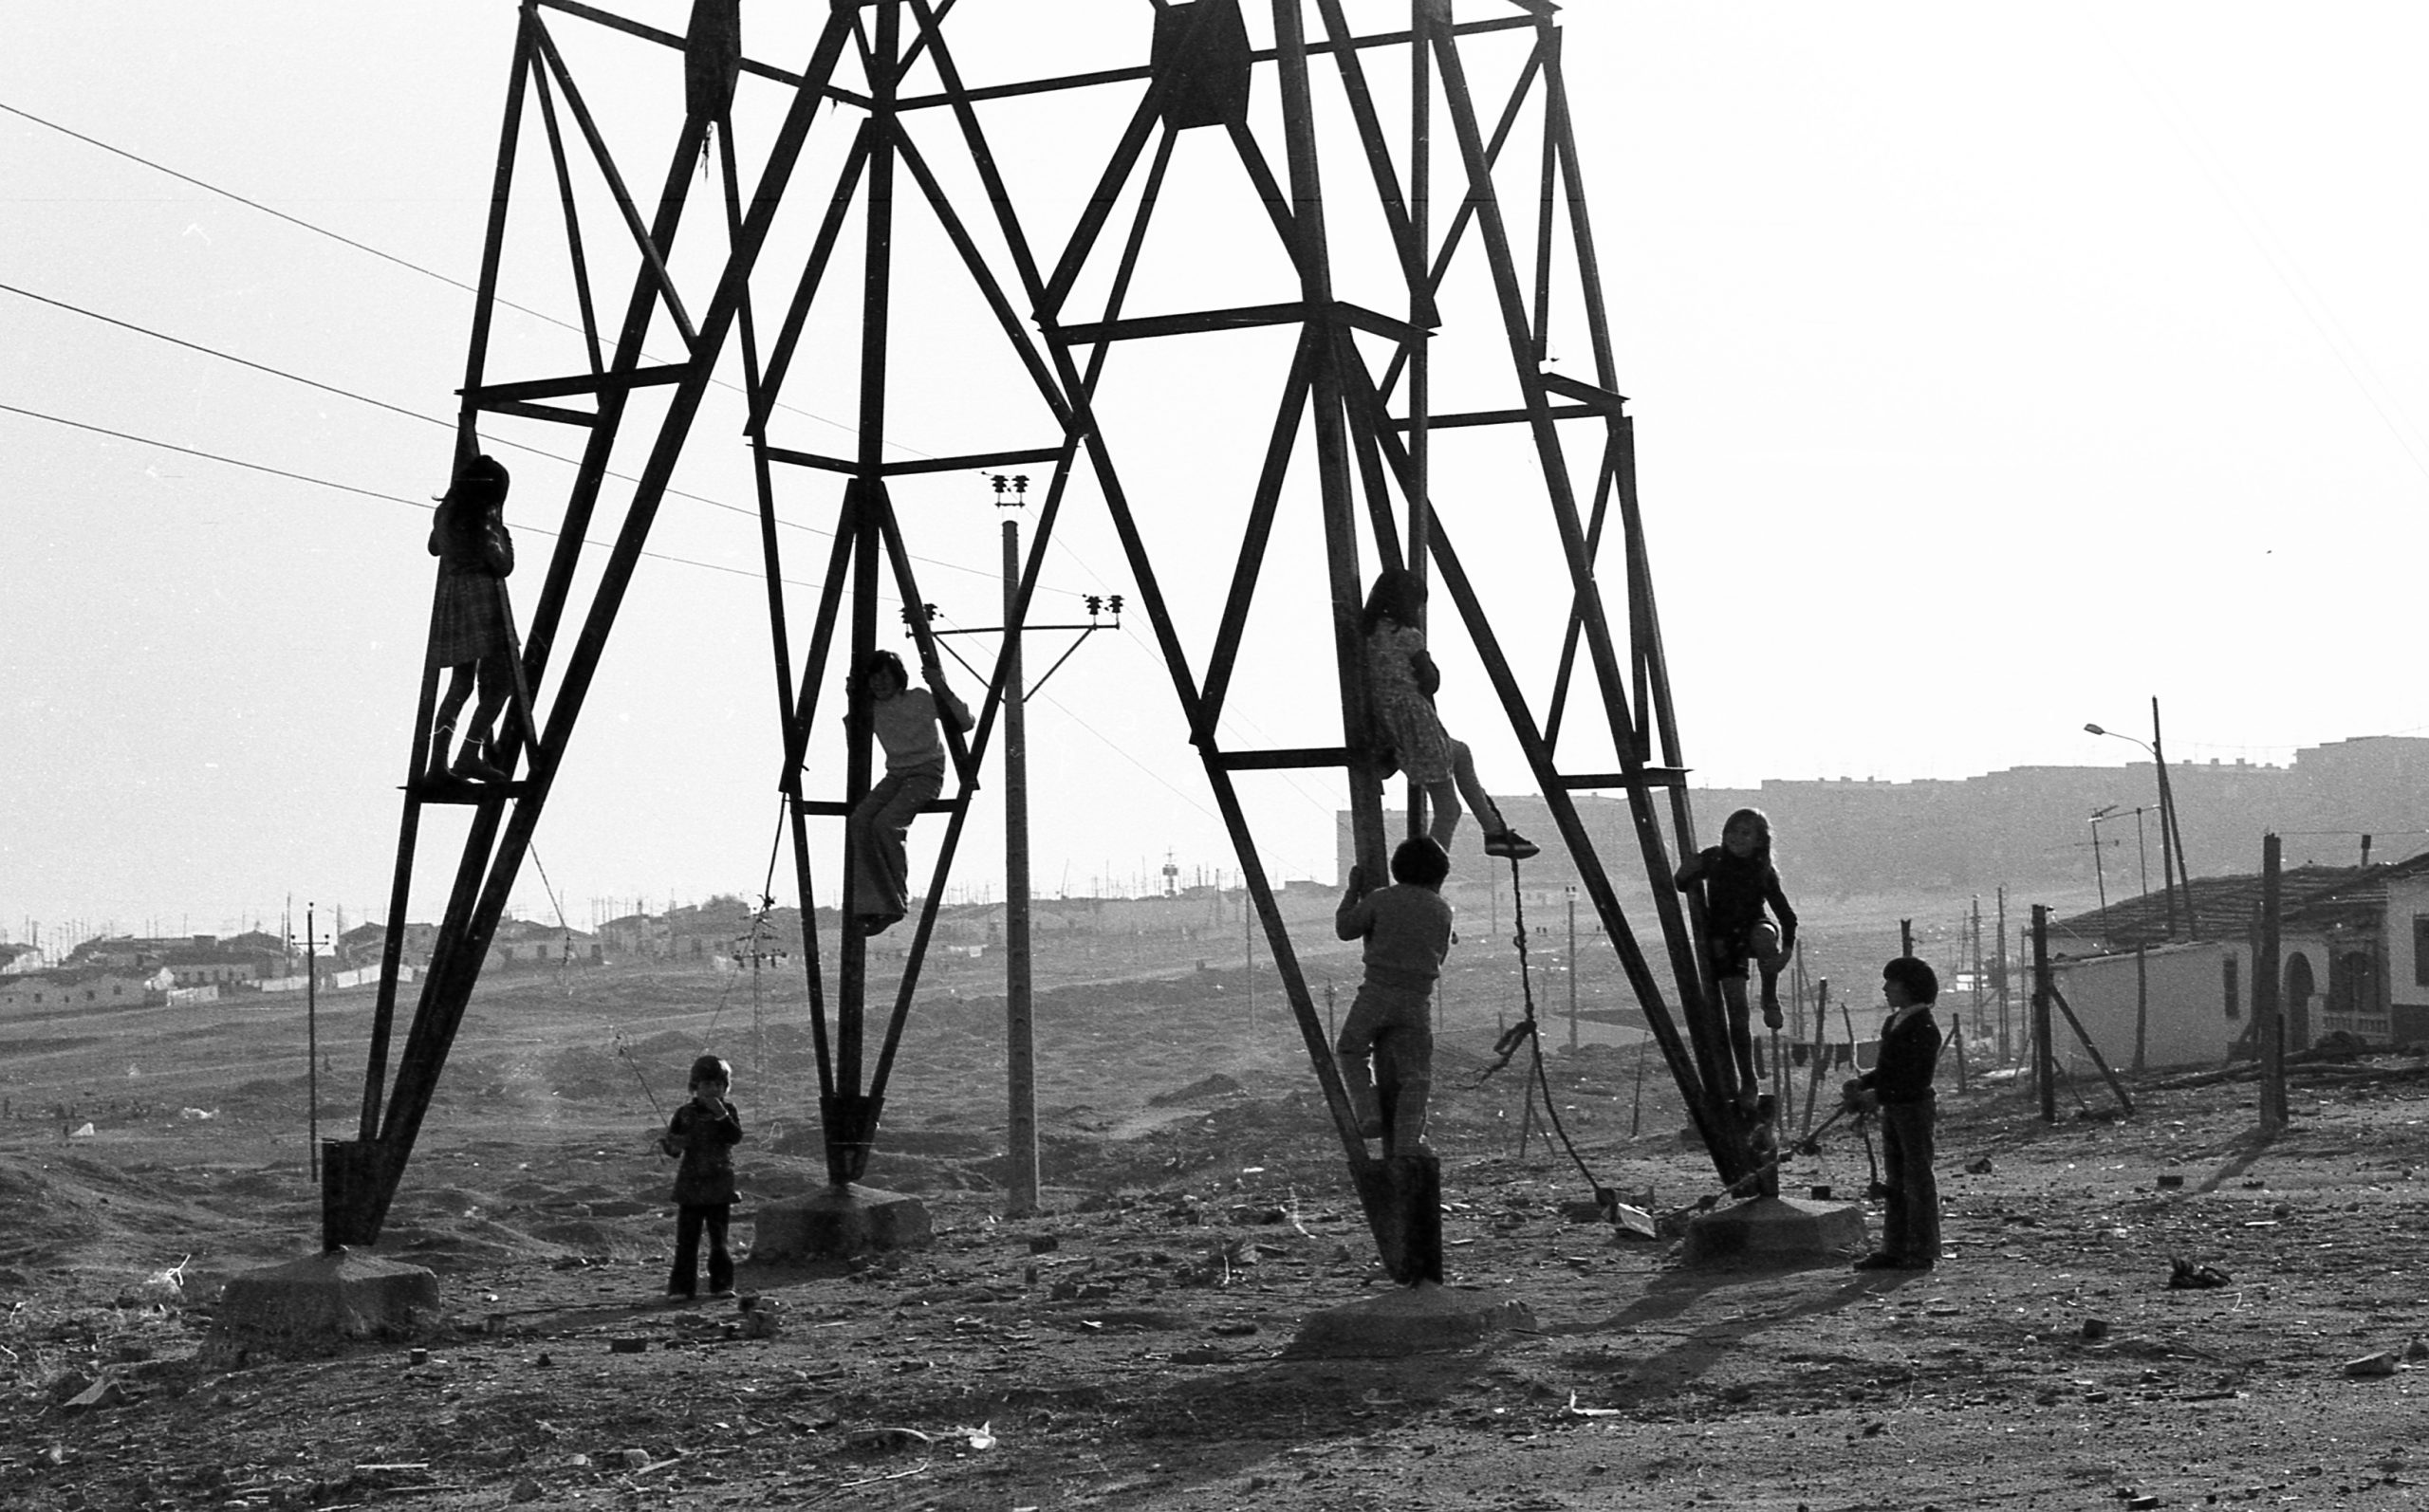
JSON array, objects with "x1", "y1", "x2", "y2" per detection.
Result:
[
  {"x1": 2032, "y1": 903, "x2": 2056, "y2": 1123},
  {"x1": 2045, "y1": 982, "x2": 2136, "y2": 1116},
  {"x1": 306, "y1": 902, "x2": 320, "y2": 1184},
  {"x1": 2152, "y1": 697, "x2": 2197, "y2": 940},
  {"x1": 1994, "y1": 885, "x2": 2010, "y2": 1061},
  {"x1": 1802, "y1": 977, "x2": 1830, "y2": 1138},
  {"x1": 1629, "y1": 1034, "x2": 1646, "y2": 1137},
  {"x1": 2256, "y1": 832, "x2": 2288, "y2": 1130},
  {"x1": 1567, "y1": 887, "x2": 1578, "y2": 1055},
  {"x1": 2132, "y1": 944, "x2": 2148, "y2": 1074}
]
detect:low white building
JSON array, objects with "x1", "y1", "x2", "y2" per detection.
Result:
[{"x1": 2049, "y1": 854, "x2": 2429, "y2": 1071}]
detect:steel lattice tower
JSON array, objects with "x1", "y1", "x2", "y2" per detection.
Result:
[{"x1": 332, "y1": 0, "x2": 1757, "y2": 1284}]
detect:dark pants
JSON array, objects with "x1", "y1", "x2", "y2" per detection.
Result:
[
  {"x1": 670, "y1": 1203, "x2": 733, "y2": 1297},
  {"x1": 1334, "y1": 980, "x2": 1435, "y2": 1155},
  {"x1": 1878, "y1": 1099, "x2": 1940, "y2": 1263}
]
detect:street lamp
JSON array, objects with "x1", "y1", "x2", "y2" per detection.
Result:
[{"x1": 2085, "y1": 699, "x2": 2195, "y2": 938}]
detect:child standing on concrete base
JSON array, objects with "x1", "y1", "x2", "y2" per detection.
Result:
[
  {"x1": 1844, "y1": 957, "x2": 1942, "y2": 1271},
  {"x1": 659, "y1": 1053, "x2": 743, "y2": 1300},
  {"x1": 1334, "y1": 836, "x2": 1455, "y2": 1156}
]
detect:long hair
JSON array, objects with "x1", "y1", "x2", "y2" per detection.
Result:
[
  {"x1": 859, "y1": 649, "x2": 909, "y2": 694},
  {"x1": 1359, "y1": 567, "x2": 1427, "y2": 636},
  {"x1": 1721, "y1": 806, "x2": 1774, "y2": 866}
]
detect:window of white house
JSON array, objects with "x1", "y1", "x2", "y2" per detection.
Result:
[{"x1": 2223, "y1": 955, "x2": 2240, "y2": 1020}]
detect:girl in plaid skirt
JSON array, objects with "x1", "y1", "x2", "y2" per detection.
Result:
[{"x1": 427, "y1": 454, "x2": 518, "y2": 784}]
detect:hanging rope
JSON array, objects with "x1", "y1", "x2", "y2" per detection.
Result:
[
  {"x1": 709, "y1": 797, "x2": 794, "y2": 1037},
  {"x1": 528, "y1": 840, "x2": 579, "y2": 989},
  {"x1": 1474, "y1": 856, "x2": 1623, "y2": 1215}
]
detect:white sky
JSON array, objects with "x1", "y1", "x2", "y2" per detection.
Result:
[{"x1": 6, "y1": 3, "x2": 2427, "y2": 940}]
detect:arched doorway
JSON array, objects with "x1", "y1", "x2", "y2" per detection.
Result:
[
  {"x1": 2329, "y1": 949, "x2": 2383, "y2": 1043},
  {"x1": 2284, "y1": 952, "x2": 2315, "y2": 1052}
]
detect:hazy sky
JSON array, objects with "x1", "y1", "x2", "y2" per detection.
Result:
[{"x1": 7, "y1": 3, "x2": 2427, "y2": 941}]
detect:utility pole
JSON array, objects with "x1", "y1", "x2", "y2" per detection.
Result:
[
  {"x1": 2256, "y1": 833, "x2": 2287, "y2": 1130},
  {"x1": 1994, "y1": 885, "x2": 2010, "y2": 1062},
  {"x1": 1002, "y1": 511, "x2": 1036, "y2": 1217},
  {"x1": 2150, "y1": 697, "x2": 2196, "y2": 939},
  {"x1": 2031, "y1": 904, "x2": 2055, "y2": 1123},
  {"x1": 928, "y1": 473, "x2": 1116, "y2": 1219},
  {"x1": 306, "y1": 903, "x2": 320, "y2": 1183},
  {"x1": 1566, "y1": 885, "x2": 1578, "y2": 1054}
]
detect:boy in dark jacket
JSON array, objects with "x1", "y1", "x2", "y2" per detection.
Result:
[
  {"x1": 1844, "y1": 957, "x2": 1942, "y2": 1270},
  {"x1": 1334, "y1": 837, "x2": 1455, "y2": 1155},
  {"x1": 659, "y1": 1054, "x2": 743, "y2": 1299}
]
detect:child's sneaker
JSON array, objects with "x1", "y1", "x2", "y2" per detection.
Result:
[{"x1": 1483, "y1": 830, "x2": 1539, "y2": 861}]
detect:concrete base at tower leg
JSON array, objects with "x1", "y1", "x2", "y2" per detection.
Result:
[
  {"x1": 751, "y1": 1183, "x2": 932, "y2": 1261},
  {"x1": 1680, "y1": 1194, "x2": 1867, "y2": 1266},
  {"x1": 206, "y1": 1248, "x2": 442, "y2": 1361}
]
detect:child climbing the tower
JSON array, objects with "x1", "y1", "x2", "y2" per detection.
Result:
[
  {"x1": 659, "y1": 1053, "x2": 744, "y2": 1300},
  {"x1": 1843, "y1": 957, "x2": 1942, "y2": 1270},
  {"x1": 425, "y1": 453, "x2": 519, "y2": 784},
  {"x1": 1674, "y1": 806, "x2": 1799, "y2": 1110},
  {"x1": 1360, "y1": 567, "x2": 1537, "y2": 861},
  {"x1": 850, "y1": 649, "x2": 973, "y2": 937},
  {"x1": 1334, "y1": 836, "x2": 1455, "y2": 1156}
]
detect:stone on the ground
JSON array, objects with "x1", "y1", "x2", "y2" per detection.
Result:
[
  {"x1": 1679, "y1": 1194, "x2": 1866, "y2": 1266},
  {"x1": 209, "y1": 1248, "x2": 441, "y2": 1353},
  {"x1": 751, "y1": 1183, "x2": 932, "y2": 1261},
  {"x1": 1285, "y1": 1282, "x2": 1535, "y2": 1358}
]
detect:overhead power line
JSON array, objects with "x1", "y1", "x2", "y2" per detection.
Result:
[
  {"x1": 0, "y1": 278, "x2": 1002, "y2": 590},
  {"x1": 0, "y1": 399, "x2": 807, "y2": 591},
  {"x1": 0, "y1": 96, "x2": 1124, "y2": 595}
]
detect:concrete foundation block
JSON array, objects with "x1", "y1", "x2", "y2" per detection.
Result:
[
  {"x1": 1285, "y1": 1282, "x2": 1536, "y2": 1358},
  {"x1": 208, "y1": 1247, "x2": 442, "y2": 1356},
  {"x1": 751, "y1": 1184, "x2": 932, "y2": 1261},
  {"x1": 1680, "y1": 1194, "x2": 1866, "y2": 1266}
]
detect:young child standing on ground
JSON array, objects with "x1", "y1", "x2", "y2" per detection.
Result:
[
  {"x1": 1360, "y1": 568, "x2": 1537, "y2": 862},
  {"x1": 1843, "y1": 957, "x2": 1942, "y2": 1271},
  {"x1": 658, "y1": 1053, "x2": 743, "y2": 1300},
  {"x1": 1333, "y1": 836, "x2": 1455, "y2": 1155},
  {"x1": 425, "y1": 453, "x2": 519, "y2": 784},
  {"x1": 849, "y1": 650, "x2": 973, "y2": 937},
  {"x1": 1675, "y1": 806, "x2": 1798, "y2": 1109}
]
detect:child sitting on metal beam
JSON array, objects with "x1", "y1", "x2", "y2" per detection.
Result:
[{"x1": 849, "y1": 650, "x2": 973, "y2": 938}]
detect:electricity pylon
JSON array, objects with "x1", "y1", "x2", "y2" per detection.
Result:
[{"x1": 334, "y1": 0, "x2": 1752, "y2": 1284}]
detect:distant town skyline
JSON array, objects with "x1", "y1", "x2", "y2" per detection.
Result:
[{"x1": 13, "y1": 730, "x2": 2424, "y2": 961}]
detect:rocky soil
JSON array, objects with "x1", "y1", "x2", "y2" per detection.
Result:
[{"x1": 6, "y1": 941, "x2": 2429, "y2": 1511}]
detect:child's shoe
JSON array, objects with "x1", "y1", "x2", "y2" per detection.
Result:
[
  {"x1": 1851, "y1": 1252, "x2": 1907, "y2": 1271},
  {"x1": 1483, "y1": 830, "x2": 1540, "y2": 861},
  {"x1": 453, "y1": 739, "x2": 511, "y2": 784}
]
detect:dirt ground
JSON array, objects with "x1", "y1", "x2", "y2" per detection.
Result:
[{"x1": 7, "y1": 932, "x2": 2429, "y2": 1511}]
